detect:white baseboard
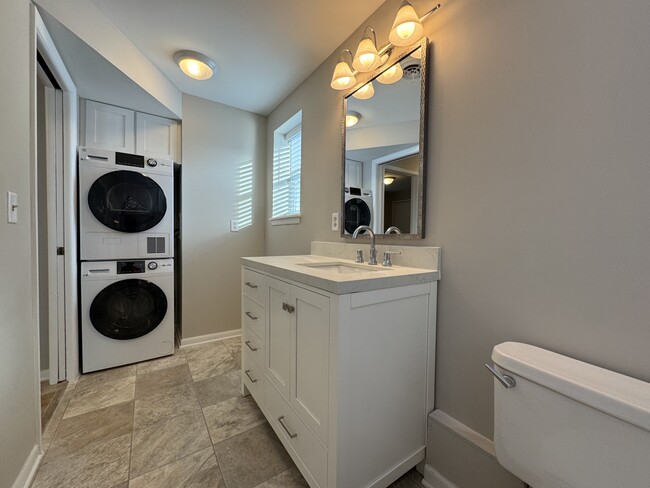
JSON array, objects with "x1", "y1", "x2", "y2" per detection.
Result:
[
  {"x1": 12, "y1": 444, "x2": 42, "y2": 488},
  {"x1": 423, "y1": 464, "x2": 459, "y2": 488},
  {"x1": 40, "y1": 370, "x2": 49, "y2": 382},
  {"x1": 180, "y1": 329, "x2": 241, "y2": 348}
]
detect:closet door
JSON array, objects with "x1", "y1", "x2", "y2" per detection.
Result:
[
  {"x1": 136, "y1": 112, "x2": 179, "y2": 161},
  {"x1": 84, "y1": 100, "x2": 135, "y2": 152}
]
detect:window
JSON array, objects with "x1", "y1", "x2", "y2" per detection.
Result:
[
  {"x1": 272, "y1": 111, "x2": 302, "y2": 224},
  {"x1": 236, "y1": 159, "x2": 253, "y2": 230}
]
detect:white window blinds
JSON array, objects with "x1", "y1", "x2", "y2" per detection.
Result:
[{"x1": 272, "y1": 125, "x2": 301, "y2": 218}]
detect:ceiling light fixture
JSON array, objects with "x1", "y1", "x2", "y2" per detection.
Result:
[
  {"x1": 352, "y1": 82, "x2": 375, "y2": 100},
  {"x1": 174, "y1": 50, "x2": 217, "y2": 80},
  {"x1": 352, "y1": 27, "x2": 382, "y2": 72},
  {"x1": 384, "y1": 176, "x2": 396, "y2": 185},
  {"x1": 377, "y1": 63, "x2": 404, "y2": 84},
  {"x1": 346, "y1": 111, "x2": 362, "y2": 128},
  {"x1": 331, "y1": 49, "x2": 357, "y2": 90}
]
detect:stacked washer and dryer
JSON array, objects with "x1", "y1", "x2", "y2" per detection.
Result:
[{"x1": 78, "y1": 146, "x2": 175, "y2": 373}]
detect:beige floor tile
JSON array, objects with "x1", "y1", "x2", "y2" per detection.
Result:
[
  {"x1": 64, "y1": 376, "x2": 135, "y2": 419},
  {"x1": 42, "y1": 382, "x2": 77, "y2": 451},
  {"x1": 194, "y1": 370, "x2": 241, "y2": 408},
  {"x1": 187, "y1": 345, "x2": 239, "y2": 381},
  {"x1": 49, "y1": 401, "x2": 134, "y2": 460},
  {"x1": 222, "y1": 337, "x2": 242, "y2": 353},
  {"x1": 129, "y1": 446, "x2": 225, "y2": 488},
  {"x1": 134, "y1": 381, "x2": 201, "y2": 429},
  {"x1": 135, "y1": 363, "x2": 193, "y2": 398},
  {"x1": 77, "y1": 364, "x2": 136, "y2": 388},
  {"x1": 183, "y1": 341, "x2": 229, "y2": 363},
  {"x1": 253, "y1": 466, "x2": 309, "y2": 488},
  {"x1": 203, "y1": 395, "x2": 265, "y2": 444},
  {"x1": 214, "y1": 423, "x2": 293, "y2": 488},
  {"x1": 130, "y1": 410, "x2": 211, "y2": 478},
  {"x1": 136, "y1": 351, "x2": 187, "y2": 375},
  {"x1": 32, "y1": 433, "x2": 131, "y2": 488}
]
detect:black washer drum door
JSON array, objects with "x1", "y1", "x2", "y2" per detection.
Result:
[
  {"x1": 344, "y1": 198, "x2": 371, "y2": 234},
  {"x1": 88, "y1": 170, "x2": 167, "y2": 232},
  {"x1": 90, "y1": 279, "x2": 168, "y2": 340}
]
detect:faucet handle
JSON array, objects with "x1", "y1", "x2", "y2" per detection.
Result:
[
  {"x1": 355, "y1": 249, "x2": 364, "y2": 263},
  {"x1": 382, "y1": 250, "x2": 401, "y2": 267}
]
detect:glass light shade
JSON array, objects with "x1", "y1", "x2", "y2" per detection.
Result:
[
  {"x1": 410, "y1": 47, "x2": 422, "y2": 59},
  {"x1": 346, "y1": 111, "x2": 361, "y2": 128},
  {"x1": 352, "y1": 82, "x2": 375, "y2": 100},
  {"x1": 331, "y1": 60, "x2": 357, "y2": 90},
  {"x1": 384, "y1": 176, "x2": 396, "y2": 185},
  {"x1": 174, "y1": 51, "x2": 216, "y2": 80},
  {"x1": 389, "y1": 2, "x2": 424, "y2": 46},
  {"x1": 377, "y1": 63, "x2": 404, "y2": 84},
  {"x1": 352, "y1": 37, "x2": 381, "y2": 72}
]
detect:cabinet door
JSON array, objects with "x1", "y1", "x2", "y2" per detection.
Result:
[
  {"x1": 136, "y1": 112, "x2": 179, "y2": 161},
  {"x1": 266, "y1": 278, "x2": 292, "y2": 400},
  {"x1": 291, "y1": 286, "x2": 330, "y2": 442},
  {"x1": 84, "y1": 100, "x2": 135, "y2": 152},
  {"x1": 345, "y1": 160, "x2": 363, "y2": 188}
]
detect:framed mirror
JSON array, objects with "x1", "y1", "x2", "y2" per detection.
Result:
[{"x1": 341, "y1": 37, "x2": 428, "y2": 239}]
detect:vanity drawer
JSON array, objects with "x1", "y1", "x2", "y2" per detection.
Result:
[
  {"x1": 242, "y1": 297, "x2": 265, "y2": 342},
  {"x1": 242, "y1": 268, "x2": 267, "y2": 306},
  {"x1": 242, "y1": 326, "x2": 265, "y2": 367},
  {"x1": 264, "y1": 380, "x2": 327, "y2": 488},
  {"x1": 243, "y1": 349, "x2": 263, "y2": 405}
]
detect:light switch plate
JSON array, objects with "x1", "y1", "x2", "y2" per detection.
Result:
[
  {"x1": 7, "y1": 191, "x2": 17, "y2": 224},
  {"x1": 331, "y1": 212, "x2": 340, "y2": 231},
  {"x1": 230, "y1": 219, "x2": 239, "y2": 232}
]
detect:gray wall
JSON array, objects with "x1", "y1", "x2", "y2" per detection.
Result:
[
  {"x1": 181, "y1": 94, "x2": 267, "y2": 339},
  {"x1": 267, "y1": 0, "x2": 650, "y2": 484},
  {"x1": 0, "y1": 0, "x2": 40, "y2": 486}
]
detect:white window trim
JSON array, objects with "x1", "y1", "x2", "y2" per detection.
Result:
[
  {"x1": 270, "y1": 214, "x2": 301, "y2": 226},
  {"x1": 272, "y1": 110, "x2": 302, "y2": 222}
]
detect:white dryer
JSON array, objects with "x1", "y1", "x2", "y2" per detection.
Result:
[
  {"x1": 80, "y1": 259, "x2": 174, "y2": 373},
  {"x1": 79, "y1": 146, "x2": 174, "y2": 260},
  {"x1": 343, "y1": 187, "x2": 373, "y2": 234}
]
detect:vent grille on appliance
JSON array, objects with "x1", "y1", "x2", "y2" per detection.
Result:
[{"x1": 147, "y1": 237, "x2": 166, "y2": 254}]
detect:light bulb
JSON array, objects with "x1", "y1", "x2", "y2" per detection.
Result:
[
  {"x1": 396, "y1": 21, "x2": 416, "y2": 40},
  {"x1": 352, "y1": 82, "x2": 375, "y2": 100},
  {"x1": 175, "y1": 51, "x2": 216, "y2": 80}
]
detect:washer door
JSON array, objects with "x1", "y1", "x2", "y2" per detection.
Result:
[
  {"x1": 344, "y1": 198, "x2": 372, "y2": 234},
  {"x1": 90, "y1": 279, "x2": 168, "y2": 340},
  {"x1": 88, "y1": 170, "x2": 167, "y2": 232}
]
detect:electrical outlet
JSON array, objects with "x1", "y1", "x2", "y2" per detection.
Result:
[
  {"x1": 230, "y1": 219, "x2": 239, "y2": 232},
  {"x1": 7, "y1": 192, "x2": 17, "y2": 224},
  {"x1": 331, "y1": 212, "x2": 340, "y2": 231}
]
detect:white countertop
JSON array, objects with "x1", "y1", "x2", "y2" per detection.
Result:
[{"x1": 241, "y1": 254, "x2": 439, "y2": 295}]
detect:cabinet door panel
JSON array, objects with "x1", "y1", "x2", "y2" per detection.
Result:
[
  {"x1": 291, "y1": 286, "x2": 329, "y2": 442},
  {"x1": 266, "y1": 278, "x2": 292, "y2": 400},
  {"x1": 84, "y1": 100, "x2": 135, "y2": 152},
  {"x1": 136, "y1": 112, "x2": 178, "y2": 160}
]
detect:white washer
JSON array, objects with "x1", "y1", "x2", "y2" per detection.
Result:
[
  {"x1": 79, "y1": 146, "x2": 174, "y2": 260},
  {"x1": 80, "y1": 259, "x2": 174, "y2": 373},
  {"x1": 344, "y1": 187, "x2": 373, "y2": 234}
]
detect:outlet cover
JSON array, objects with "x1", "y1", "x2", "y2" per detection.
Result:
[
  {"x1": 230, "y1": 219, "x2": 239, "y2": 232},
  {"x1": 331, "y1": 212, "x2": 340, "y2": 231}
]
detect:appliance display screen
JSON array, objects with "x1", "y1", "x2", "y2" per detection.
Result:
[
  {"x1": 117, "y1": 261, "x2": 145, "y2": 274},
  {"x1": 116, "y1": 152, "x2": 145, "y2": 168}
]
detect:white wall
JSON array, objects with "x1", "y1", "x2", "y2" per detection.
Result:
[
  {"x1": 0, "y1": 0, "x2": 40, "y2": 486},
  {"x1": 181, "y1": 94, "x2": 267, "y2": 339}
]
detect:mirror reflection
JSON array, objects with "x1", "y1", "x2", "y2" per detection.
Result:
[{"x1": 343, "y1": 41, "x2": 426, "y2": 238}]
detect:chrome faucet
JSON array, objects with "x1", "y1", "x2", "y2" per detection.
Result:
[
  {"x1": 385, "y1": 226, "x2": 402, "y2": 235},
  {"x1": 352, "y1": 225, "x2": 377, "y2": 265}
]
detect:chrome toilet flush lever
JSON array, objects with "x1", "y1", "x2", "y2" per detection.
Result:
[{"x1": 485, "y1": 363, "x2": 516, "y2": 389}]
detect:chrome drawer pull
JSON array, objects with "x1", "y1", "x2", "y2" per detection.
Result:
[
  {"x1": 244, "y1": 281, "x2": 258, "y2": 289},
  {"x1": 245, "y1": 311, "x2": 258, "y2": 320},
  {"x1": 244, "y1": 369, "x2": 258, "y2": 383},
  {"x1": 278, "y1": 415, "x2": 298, "y2": 439},
  {"x1": 245, "y1": 340, "x2": 258, "y2": 352},
  {"x1": 485, "y1": 363, "x2": 516, "y2": 389},
  {"x1": 282, "y1": 302, "x2": 295, "y2": 314}
]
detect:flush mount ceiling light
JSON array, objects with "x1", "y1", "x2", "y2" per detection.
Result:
[
  {"x1": 346, "y1": 111, "x2": 362, "y2": 128},
  {"x1": 377, "y1": 62, "x2": 404, "y2": 84},
  {"x1": 352, "y1": 82, "x2": 375, "y2": 100},
  {"x1": 384, "y1": 176, "x2": 396, "y2": 185},
  {"x1": 174, "y1": 50, "x2": 217, "y2": 80},
  {"x1": 331, "y1": 49, "x2": 357, "y2": 90},
  {"x1": 352, "y1": 27, "x2": 382, "y2": 73},
  {"x1": 389, "y1": 0, "x2": 425, "y2": 46}
]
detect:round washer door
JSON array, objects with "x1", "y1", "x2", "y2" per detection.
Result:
[
  {"x1": 344, "y1": 198, "x2": 372, "y2": 234},
  {"x1": 90, "y1": 279, "x2": 168, "y2": 340},
  {"x1": 88, "y1": 170, "x2": 167, "y2": 232}
]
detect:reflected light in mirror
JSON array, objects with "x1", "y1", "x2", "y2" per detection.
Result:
[
  {"x1": 384, "y1": 176, "x2": 396, "y2": 185},
  {"x1": 331, "y1": 50, "x2": 357, "y2": 90},
  {"x1": 410, "y1": 48, "x2": 422, "y2": 60},
  {"x1": 352, "y1": 82, "x2": 375, "y2": 100},
  {"x1": 389, "y1": 1, "x2": 424, "y2": 46},
  {"x1": 346, "y1": 111, "x2": 361, "y2": 128},
  {"x1": 377, "y1": 63, "x2": 404, "y2": 84}
]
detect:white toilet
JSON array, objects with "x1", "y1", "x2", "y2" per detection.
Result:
[{"x1": 489, "y1": 342, "x2": 650, "y2": 488}]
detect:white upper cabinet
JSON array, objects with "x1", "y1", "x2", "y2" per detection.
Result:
[{"x1": 136, "y1": 112, "x2": 179, "y2": 161}]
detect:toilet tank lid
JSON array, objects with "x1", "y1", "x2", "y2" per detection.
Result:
[{"x1": 492, "y1": 342, "x2": 650, "y2": 432}]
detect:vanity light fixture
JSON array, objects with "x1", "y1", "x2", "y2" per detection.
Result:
[
  {"x1": 352, "y1": 82, "x2": 375, "y2": 100},
  {"x1": 352, "y1": 27, "x2": 382, "y2": 72},
  {"x1": 346, "y1": 111, "x2": 362, "y2": 128},
  {"x1": 174, "y1": 50, "x2": 217, "y2": 80},
  {"x1": 377, "y1": 62, "x2": 404, "y2": 84},
  {"x1": 331, "y1": 49, "x2": 357, "y2": 90},
  {"x1": 389, "y1": 1, "x2": 425, "y2": 46},
  {"x1": 384, "y1": 176, "x2": 396, "y2": 185}
]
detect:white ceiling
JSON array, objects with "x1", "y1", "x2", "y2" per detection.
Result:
[{"x1": 87, "y1": 0, "x2": 386, "y2": 115}]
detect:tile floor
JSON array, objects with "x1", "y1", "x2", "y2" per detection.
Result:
[
  {"x1": 40, "y1": 380, "x2": 67, "y2": 429},
  {"x1": 33, "y1": 337, "x2": 424, "y2": 488}
]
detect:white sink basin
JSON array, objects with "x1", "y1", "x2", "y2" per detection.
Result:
[{"x1": 297, "y1": 262, "x2": 385, "y2": 274}]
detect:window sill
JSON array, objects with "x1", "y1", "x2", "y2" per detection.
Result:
[{"x1": 270, "y1": 214, "x2": 301, "y2": 226}]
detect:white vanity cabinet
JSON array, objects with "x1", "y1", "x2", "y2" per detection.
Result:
[{"x1": 241, "y1": 258, "x2": 438, "y2": 488}]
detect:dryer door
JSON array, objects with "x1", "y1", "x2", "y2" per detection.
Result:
[
  {"x1": 344, "y1": 198, "x2": 372, "y2": 234},
  {"x1": 90, "y1": 279, "x2": 168, "y2": 340},
  {"x1": 88, "y1": 170, "x2": 167, "y2": 232}
]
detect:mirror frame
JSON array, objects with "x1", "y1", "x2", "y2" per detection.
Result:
[{"x1": 340, "y1": 37, "x2": 429, "y2": 240}]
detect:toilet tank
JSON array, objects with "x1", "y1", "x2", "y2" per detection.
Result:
[{"x1": 491, "y1": 342, "x2": 650, "y2": 488}]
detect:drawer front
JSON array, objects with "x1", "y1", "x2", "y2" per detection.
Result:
[
  {"x1": 264, "y1": 380, "x2": 327, "y2": 488},
  {"x1": 242, "y1": 268, "x2": 267, "y2": 306},
  {"x1": 243, "y1": 349, "x2": 263, "y2": 405},
  {"x1": 242, "y1": 297, "x2": 265, "y2": 342},
  {"x1": 242, "y1": 326, "x2": 265, "y2": 368}
]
